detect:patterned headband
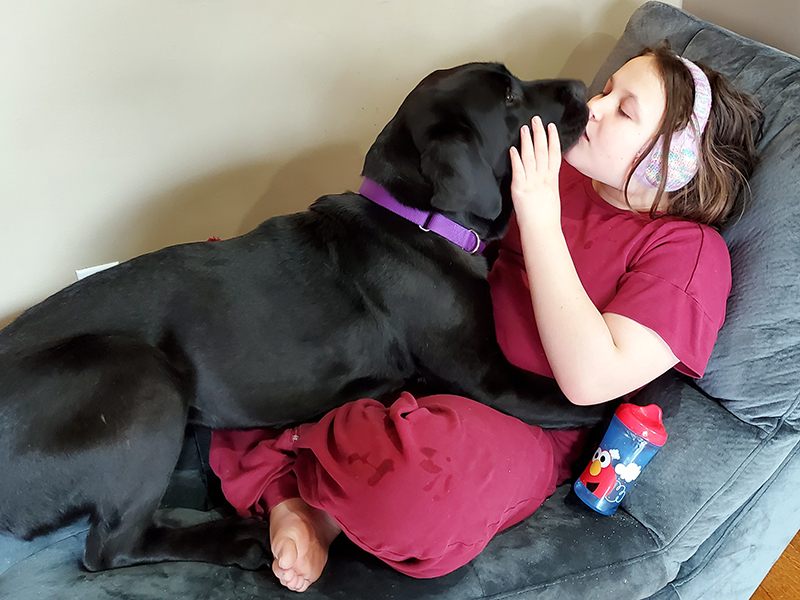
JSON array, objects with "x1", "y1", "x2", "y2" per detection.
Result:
[{"x1": 633, "y1": 56, "x2": 713, "y2": 192}]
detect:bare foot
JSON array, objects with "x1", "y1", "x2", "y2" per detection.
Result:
[{"x1": 269, "y1": 497, "x2": 342, "y2": 592}]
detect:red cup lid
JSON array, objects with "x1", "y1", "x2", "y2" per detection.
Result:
[{"x1": 614, "y1": 403, "x2": 668, "y2": 446}]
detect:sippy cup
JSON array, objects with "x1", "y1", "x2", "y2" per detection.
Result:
[{"x1": 573, "y1": 403, "x2": 667, "y2": 515}]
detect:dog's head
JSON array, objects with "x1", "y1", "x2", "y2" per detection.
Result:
[{"x1": 362, "y1": 62, "x2": 588, "y2": 242}]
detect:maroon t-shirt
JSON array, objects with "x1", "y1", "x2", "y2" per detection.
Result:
[{"x1": 488, "y1": 161, "x2": 731, "y2": 379}]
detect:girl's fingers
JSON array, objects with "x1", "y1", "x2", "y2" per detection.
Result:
[
  {"x1": 531, "y1": 117, "x2": 548, "y2": 168},
  {"x1": 547, "y1": 122, "x2": 562, "y2": 172},
  {"x1": 510, "y1": 146, "x2": 525, "y2": 178},
  {"x1": 519, "y1": 125, "x2": 534, "y2": 166},
  {"x1": 512, "y1": 118, "x2": 562, "y2": 180}
]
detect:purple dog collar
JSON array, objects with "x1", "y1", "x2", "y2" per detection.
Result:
[{"x1": 358, "y1": 178, "x2": 485, "y2": 254}]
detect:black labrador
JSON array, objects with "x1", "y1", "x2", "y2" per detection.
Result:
[{"x1": 0, "y1": 62, "x2": 593, "y2": 571}]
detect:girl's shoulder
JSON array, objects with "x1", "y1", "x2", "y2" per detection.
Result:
[
  {"x1": 631, "y1": 217, "x2": 732, "y2": 301},
  {"x1": 644, "y1": 217, "x2": 729, "y2": 260}
]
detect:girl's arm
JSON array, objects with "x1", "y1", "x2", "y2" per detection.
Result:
[{"x1": 510, "y1": 117, "x2": 678, "y2": 406}]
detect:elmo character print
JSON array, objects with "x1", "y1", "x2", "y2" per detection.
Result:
[{"x1": 579, "y1": 447, "x2": 620, "y2": 499}]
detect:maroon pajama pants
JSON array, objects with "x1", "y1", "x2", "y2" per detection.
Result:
[{"x1": 209, "y1": 392, "x2": 586, "y2": 578}]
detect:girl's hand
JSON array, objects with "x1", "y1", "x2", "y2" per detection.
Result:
[{"x1": 509, "y1": 116, "x2": 562, "y2": 229}]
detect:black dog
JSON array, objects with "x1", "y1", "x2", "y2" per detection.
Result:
[{"x1": 0, "y1": 63, "x2": 590, "y2": 571}]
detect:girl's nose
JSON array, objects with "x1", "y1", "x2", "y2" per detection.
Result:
[{"x1": 586, "y1": 94, "x2": 606, "y2": 121}]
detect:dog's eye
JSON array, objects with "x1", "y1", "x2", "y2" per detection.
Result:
[{"x1": 505, "y1": 86, "x2": 518, "y2": 105}]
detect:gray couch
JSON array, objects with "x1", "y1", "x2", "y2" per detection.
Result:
[{"x1": 1, "y1": 3, "x2": 798, "y2": 599}]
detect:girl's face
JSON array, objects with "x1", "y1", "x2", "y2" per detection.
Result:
[{"x1": 565, "y1": 55, "x2": 667, "y2": 195}]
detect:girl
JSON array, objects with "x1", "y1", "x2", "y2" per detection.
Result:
[{"x1": 210, "y1": 45, "x2": 762, "y2": 592}]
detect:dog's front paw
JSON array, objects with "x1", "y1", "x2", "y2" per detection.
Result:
[{"x1": 224, "y1": 519, "x2": 274, "y2": 570}]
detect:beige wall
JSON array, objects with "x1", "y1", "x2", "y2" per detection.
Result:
[
  {"x1": 684, "y1": 0, "x2": 800, "y2": 57},
  {"x1": 0, "y1": 0, "x2": 679, "y2": 323}
]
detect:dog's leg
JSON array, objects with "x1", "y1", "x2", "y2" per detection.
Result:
[
  {"x1": 48, "y1": 336, "x2": 273, "y2": 571},
  {"x1": 83, "y1": 502, "x2": 273, "y2": 571},
  {"x1": 479, "y1": 364, "x2": 617, "y2": 428},
  {"x1": 79, "y1": 424, "x2": 274, "y2": 572},
  {"x1": 3, "y1": 334, "x2": 276, "y2": 571},
  {"x1": 76, "y1": 407, "x2": 274, "y2": 570},
  {"x1": 104, "y1": 515, "x2": 274, "y2": 570},
  {"x1": 413, "y1": 327, "x2": 615, "y2": 428},
  {"x1": 83, "y1": 499, "x2": 164, "y2": 571}
]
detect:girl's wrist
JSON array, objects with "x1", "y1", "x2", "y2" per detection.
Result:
[{"x1": 515, "y1": 209, "x2": 562, "y2": 239}]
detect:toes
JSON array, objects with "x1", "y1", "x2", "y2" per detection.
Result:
[
  {"x1": 274, "y1": 536, "x2": 300, "y2": 571},
  {"x1": 273, "y1": 562, "x2": 310, "y2": 593},
  {"x1": 272, "y1": 561, "x2": 293, "y2": 587},
  {"x1": 272, "y1": 539, "x2": 306, "y2": 593}
]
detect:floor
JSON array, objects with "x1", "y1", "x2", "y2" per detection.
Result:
[{"x1": 750, "y1": 531, "x2": 800, "y2": 599}]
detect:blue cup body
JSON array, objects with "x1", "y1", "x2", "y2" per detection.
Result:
[{"x1": 573, "y1": 415, "x2": 662, "y2": 515}]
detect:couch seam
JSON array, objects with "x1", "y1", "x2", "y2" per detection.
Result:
[
  {"x1": 1, "y1": 521, "x2": 90, "y2": 575},
  {"x1": 641, "y1": 405, "x2": 785, "y2": 556},
  {"x1": 668, "y1": 434, "x2": 800, "y2": 593}
]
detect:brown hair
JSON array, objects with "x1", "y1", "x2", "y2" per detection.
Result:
[{"x1": 624, "y1": 43, "x2": 763, "y2": 229}]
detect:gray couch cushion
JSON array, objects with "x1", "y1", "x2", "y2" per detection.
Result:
[{"x1": 589, "y1": 1, "x2": 800, "y2": 430}]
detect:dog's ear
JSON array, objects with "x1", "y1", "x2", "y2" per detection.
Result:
[{"x1": 419, "y1": 137, "x2": 503, "y2": 221}]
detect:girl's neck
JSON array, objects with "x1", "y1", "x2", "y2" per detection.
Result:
[{"x1": 592, "y1": 179, "x2": 662, "y2": 213}]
